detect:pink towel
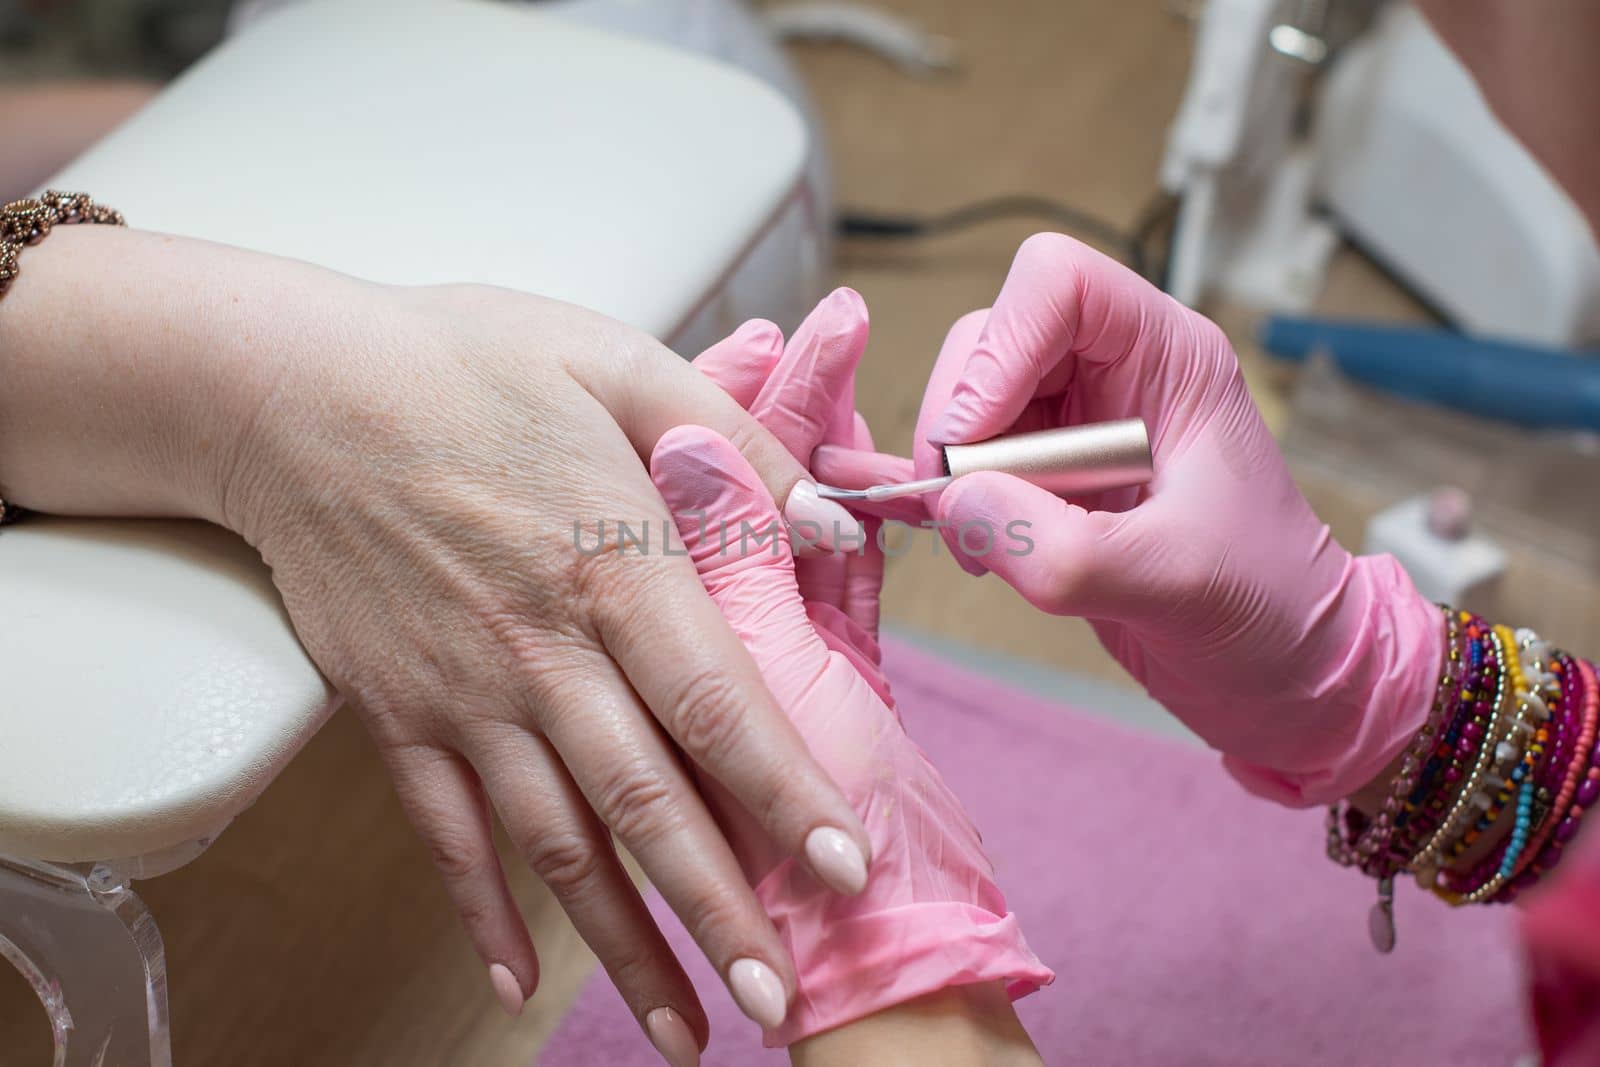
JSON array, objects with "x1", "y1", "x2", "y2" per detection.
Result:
[{"x1": 539, "y1": 638, "x2": 1530, "y2": 1066}]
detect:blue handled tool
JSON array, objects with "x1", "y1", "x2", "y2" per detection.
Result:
[{"x1": 1259, "y1": 316, "x2": 1600, "y2": 432}]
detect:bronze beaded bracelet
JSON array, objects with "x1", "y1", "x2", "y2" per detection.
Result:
[
  {"x1": 0, "y1": 190, "x2": 126, "y2": 524},
  {"x1": 0, "y1": 189, "x2": 125, "y2": 297}
]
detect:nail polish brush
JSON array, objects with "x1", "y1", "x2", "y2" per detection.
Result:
[{"x1": 817, "y1": 417, "x2": 1152, "y2": 503}]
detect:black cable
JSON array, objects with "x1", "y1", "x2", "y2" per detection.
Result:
[
  {"x1": 838, "y1": 194, "x2": 1129, "y2": 249},
  {"x1": 1126, "y1": 190, "x2": 1181, "y2": 286},
  {"x1": 836, "y1": 190, "x2": 1181, "y2": 287}
]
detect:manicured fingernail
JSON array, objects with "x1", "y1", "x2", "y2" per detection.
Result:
[
  {"x1": 804, "y1": 826, "x2": 869, "y2": 895},
  {"x1": 489, "y1": 963, "x2": 525, "y2": 1018},
  {"x1": 727, "y1": 958, "x2": 787, "y2": 1030},
  {"x1": 645, "y1": 1007, "x2": 700, "y2": 1067},
  {"x1": 785, "y1": 480, "x2": 866, "y2": 553}
]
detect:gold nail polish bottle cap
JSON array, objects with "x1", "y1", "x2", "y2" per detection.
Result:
[{"x1": 942, "y1": 417, "x2": 1152, "y2": 495}]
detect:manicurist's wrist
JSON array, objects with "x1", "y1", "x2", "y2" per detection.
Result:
[
  {"x1": 1221, "y1": 551, "x2": 1446, "y2": 807},
  {"x1": 1345, "y1": 573, "x2": 1453, "y2": 815},
  {"x1": 1327, "y1": 554, "x2": 1449, "y2": 802}
]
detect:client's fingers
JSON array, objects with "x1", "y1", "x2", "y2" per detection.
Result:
[
  {"x1": 585, "y1": 335, "x2": 862, "y2": 553},
  {"x1": 650, "y1": 425, "x2": 873, "y2": 894},
  {"x1": 590, "y1": 544, "x2": 873, "y2": 902},
  {"x1": 381, "y1": 742, "x2": 539, "y2": 1017},
  {"x1": 526, "y1": 651, "x2": 800, "y2": 1032},
  {"x1": 470, "y1": 728, "x2": 709, "y2": 1055}
]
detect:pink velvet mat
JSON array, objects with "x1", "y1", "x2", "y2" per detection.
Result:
[{"x1": 539, "y1": 638, "x2": 1530, "y2": 1066}]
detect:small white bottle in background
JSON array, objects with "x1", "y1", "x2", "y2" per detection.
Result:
[{"x1": 1364, "y1": 488, "x2": 1506, "y2": 616}]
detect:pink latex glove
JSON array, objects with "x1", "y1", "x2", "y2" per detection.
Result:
[
  {"x1": 674, "y1": 291, "x2": 1052, "y2": 1045},
  {"x1": 860, "y1": 234, "x2": 1442, "y2": 806},
  {"x1": 693, "y1": 289, "x2": 887, "y2": 644}
]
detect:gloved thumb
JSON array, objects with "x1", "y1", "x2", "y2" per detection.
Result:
[{"x1": 935, "y1": 470, "x2": 1130, "y2": 621}]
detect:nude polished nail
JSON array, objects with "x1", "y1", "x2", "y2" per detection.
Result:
[
  {"x1": 727, "y1": 958, "x2": 788, "y2": 1030},
  {"x1": 805, "y1": 826, "x2": 869, "y2": 895},
  {"x1": 784, "y1": 480, "x2": 866, "y2": 553},
  {"x1": 488, "y1": 963, "x2": 526, "y2": 1018},
  {"x1": 645, "y1": 1006, "x2": 700, "y2": 1067}
]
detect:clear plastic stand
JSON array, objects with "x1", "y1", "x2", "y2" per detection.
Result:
[{"x1": 0, "y1": 855, "x2": 172, "y2": 1067}]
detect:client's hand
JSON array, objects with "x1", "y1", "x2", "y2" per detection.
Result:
[
  {"x1": 3, "y1": 225, "x2": 881, "y2": 1044},
  {"x1": 872, "y1": 234, "x2": 1442, "y2": 805},
  {"x1": 217, "y1": 280, "x2": 878, "y2": 1038},
  {"x1": 649, "y1": 421, "x2": 1052, "y2": 1046}
]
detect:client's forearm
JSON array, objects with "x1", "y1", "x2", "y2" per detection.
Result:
[
  {"x1": 0, "y1": 224, "x2": 379, "y2": 524},
  {"x1": 790, "y1": 981, "x2": 1043, "y2": 1067}
]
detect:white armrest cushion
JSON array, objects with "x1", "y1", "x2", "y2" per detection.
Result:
[{"x1": 2, "y1": 0, "x2": 806, "y2": 862}]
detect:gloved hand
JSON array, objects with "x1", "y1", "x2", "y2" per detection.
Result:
[
  {"x1": 888, "y1": 234, "x2": 1442, "y2": 805},
  {"x1": 694, "y1": 288, "x2": 888, "y2": 646},
  {"x1": 670, "y1": 290, "x2": 1052, "y2": 1046}
]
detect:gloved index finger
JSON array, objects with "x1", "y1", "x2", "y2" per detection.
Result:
[
  {"x1": 751, "y1": 287, "x2": 870, "y2": 465},
  {"x1": 692, "y1": 318, "x2": 784, "y2": 409},
  {"x1": 926, "y1": 232, "x2": 1165, "y2": 448}
]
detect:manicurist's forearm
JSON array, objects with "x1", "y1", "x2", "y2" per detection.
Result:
[{"x1": 0, "y1": 224, "x2": 378, "y2": 524}]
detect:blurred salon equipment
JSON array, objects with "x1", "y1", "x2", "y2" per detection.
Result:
[
  {"x1": 1364, "y1": 487, "x2": 1505, "y2": 618},
  {"x1": 1259, "y1": 315, "x2": 1600, "y2": 431},
  {"x1": 1280, "y1": 355, "x2": 1600, "y2": 664},
  {"x1": 1163, "y1": 1, "x2": 1600, "y2": 348},
  {"x1": 0, "y1": 0, "x2": 815, "y2": 1062},
  {"x1": 228, "y1": 0, "x2": 957, "y2": 355},
  {"x1": 1167, "y1": 1, "x2": 1600, "y2": 714}
]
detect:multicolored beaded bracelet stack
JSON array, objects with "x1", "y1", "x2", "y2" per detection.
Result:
[{"x1": 1328, "y1": 607, "x2": 1600, "y2": 951}]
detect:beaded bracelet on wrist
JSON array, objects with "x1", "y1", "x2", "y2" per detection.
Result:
[
  {"x1": 1421, "y1": 632, "x2": 1521, "y2": 883},
  {"x1": 0, "y1": 191, "x2": 125, "y2": 528},
  {"x1": 1507, "y1": 658, "x2": 1600, "y2": 903},
  {"x1": 1394, "y1": 615, "x2": 1497, "y2": 860},
  {"x1": 1493, "y1": 651, "x2": 1574, "y2": 878},
  {"x1": 1440, "y1": 633, "x2": 1561, "y2": 903},
  {"x1": 1441, "y1": 627, "x2": 1544, "y2": 868},
  {"x1": 1327, "y1": 607, "x2": 1463, "y2": 876},
  {"x1": 1, "y1": 190, "x2": 125, "y2": 297},
  {"x1": 1331, "y1": 607, "x2": 1600, "y2": 949},
  {"x1": 1408, "y1": 626, "x2": 1514, "y2": 882}
]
